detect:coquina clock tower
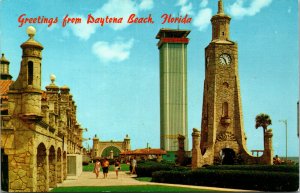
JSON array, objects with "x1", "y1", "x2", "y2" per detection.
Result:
[{"x1": 200, "y1": 0, "x2": 248, "y2": 164}]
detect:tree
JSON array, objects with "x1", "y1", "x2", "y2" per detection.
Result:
[
  {"x1": 255, "y1": 113, "x2": 272, "y2": 131},
  {"x1": 255, "y1": 113, "x2": 272, "y2": 134}
]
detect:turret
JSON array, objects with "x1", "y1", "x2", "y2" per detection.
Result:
[
  {"x1": 45, "y1": 74, "x2": 59, "y2": 125},
  {"x1": 93, "y1": 134, "x2": 99, "y2": 158},
  {"x1": 0, "y1": 53, "x2": 12, "y2": 80},
  {"x1": 124, "y1": 134, "x2": 131, "y2": 151},
  {"x1": 8, "y1": 26, "x2": 43, "y2": 118},
  {"x1": 211, "y1": 0, "x2": 231, "y2": 41}
]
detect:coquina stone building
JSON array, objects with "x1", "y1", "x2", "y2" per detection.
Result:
[
  {"x1": 1, "y1": 26, "x2": 84, "y2": 192},
  {"x1": 192, "y1": 0, "x2": 273, "y2": 168},
  {"x1": 91, "y1": 134, "x2": 131, "y2": 160}
]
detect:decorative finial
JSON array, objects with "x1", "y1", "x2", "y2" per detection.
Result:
[
  {"x1": 26, "y1": 26, "x2": 36, "y2": 39},
  {"x1": 50, "y1": 74, "x2": 56, "y2": 84},
  {"x1": 218, "y1": 0, "x2": 224, "y2": 14}
]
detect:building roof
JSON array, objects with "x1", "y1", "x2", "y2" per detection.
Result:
[
  {"x1": 156, "y1": 28, "x2": 191, "y2": 39},
  {"x1": 120, "y1": 148, "x2": 167, "y2": 155},
  {"x1": 0, "y1": 80, "x2": 13, "y2": 97},
  {"x1": 0, "y1": 53, "x2": 10, "y2": 64}
]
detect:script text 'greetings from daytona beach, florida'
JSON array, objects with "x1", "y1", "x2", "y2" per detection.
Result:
[{"x1": 17, "y1": 13, "x2": 193, "y2": 27}]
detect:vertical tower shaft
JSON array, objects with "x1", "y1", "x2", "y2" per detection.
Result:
[
  {"x1": 200, "y1": 0, "x2": 247, "y2": 161},
  {"x1": 156, "y1": 29, "x2": 190, "y2": 151}
]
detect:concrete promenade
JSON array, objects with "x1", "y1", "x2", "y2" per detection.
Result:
[{"x1": 56, "y1": 171, "x2": 256, "y2": 192}]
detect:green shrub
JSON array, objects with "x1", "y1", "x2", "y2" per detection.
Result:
[
  {"x1": 82, "y1": 161, "x2": 89, "y2": 166},
  {"x1": 152, "y1": 169, "x2": 299, "y2": 191},
  {"x1": 136, "y1": 163, "x2": 172, "y2": 177},
  {"x1": 204, "y1": 165, "x2": 299, "y2": 173}
]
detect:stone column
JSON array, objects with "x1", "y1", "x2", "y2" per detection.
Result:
[
  {"x1": 177, "y1": 134, "x2": 185, "y2": 165},
  {"x1": 263, "y1": 129, "x2": 273, "y2": 165},
  {"x1": 45, "y1": 149, "x2": 50, "y2": 191},
  {"x1": 56, "y1": 149, "x2": 63, "y2": 183},
  {"x1": 49, "y1": 147, "x2": 57, "y2": 188},
  {"x1": 110, "y1": 150, "x2": 114, "y2": 159},
  {"x1": 63, "y1": 151, "x2": 67, "y2": 180},
  {"x1": 192, "y1": 128, "x2": 202, "y2": 169}
]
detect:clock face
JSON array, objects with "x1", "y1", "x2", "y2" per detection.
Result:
[{"x1": 219, "y1": 53, "x2": 231, "y2": 65}]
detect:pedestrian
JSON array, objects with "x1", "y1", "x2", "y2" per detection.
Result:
[
  {"x1": 93, "y1": 159, "x2": 101, "y2": 178},
  {"x1": 101, "y1": 157, "x2": 110, "y2": 178},
  {"x1": 129, "y1": 157, "x2": 133, "y2": 174},
  {"x1": 114, "y1": 159, "x2": 121, "y2": 178},
  {"x1": 131, "y1": 157, "x2": 137, "y2": 174}
]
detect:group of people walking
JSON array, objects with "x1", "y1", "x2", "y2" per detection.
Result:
[
  {"x1": 93, "y1": 157, "x2": 121, "y2": 179},
  {"x1": 93, "y1": 157, "x2": 137, "y2": 179}
]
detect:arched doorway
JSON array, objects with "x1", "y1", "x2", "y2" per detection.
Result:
[
  {"x1": 101, "y1": 146, "x2": 121, "y2": 158},
  {"x1": 56, "y1": 148, "x2": 62, "y2": 183},
  {"x1": 37, "y1": 143, "x2": 47, "y2": 192},
  {"x1": 49, "y1": 146, "x2": 56, "y2": 188},
  {"x1": 1, "y1": 149, "x2": 8, "y2": 192},
  {"x1": 221, "y1": 148, "x2": 235, "y2": 165}
]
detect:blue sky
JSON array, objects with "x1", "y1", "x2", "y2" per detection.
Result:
[{"x1": 1, "y1": 0, "x2": 299, "y2": 156}]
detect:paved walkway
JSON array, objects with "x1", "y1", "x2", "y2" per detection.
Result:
[{"x1": 56, "y1": 171, "x2": 256, "y2": 192}]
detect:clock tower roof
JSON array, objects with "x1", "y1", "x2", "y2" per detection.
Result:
[{"x1": 210, "y1": 0, "x2": 232, "y2": 42}]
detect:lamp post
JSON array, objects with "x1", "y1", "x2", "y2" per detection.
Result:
[{"x1": 279, "y1": 120, "x2": 288, "y2": 161}]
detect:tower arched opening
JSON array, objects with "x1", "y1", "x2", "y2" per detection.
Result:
[
  {"x1": 221, "y1": 148, "x2": 236, "y2": 165},
  {"x1": 37, "y1": 143, "x2": 47, "y2": 192}
]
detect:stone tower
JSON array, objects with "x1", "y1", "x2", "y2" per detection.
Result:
[
  {"x1": 8, "y1": 26, "x2": 44, "y2": 118},
  {"x1": 0, "y1": 53, "x2": 13, "y2": 80},
  {"x1": 200, "y1": 0, "x2": 248, "y2": 164},
  {"x1": 156, "y1": 28, "x2": 190, "y2": 151}
]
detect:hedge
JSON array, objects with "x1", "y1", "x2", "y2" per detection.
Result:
[
  {"x1": 152, "y1": 169, "x2": 299, "y2": 191},
  {"x1": 136, "y1": 161, "x2": 190, "y2": 177},
  {"x1": 204, "y1": 165, "x2": 299, "y2": 173}
]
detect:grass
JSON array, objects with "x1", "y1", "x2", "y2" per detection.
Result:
[
  {"x1": 50, "y1": 185, "x2": 215, "y2": 192},
  {"x1": 83, "y1": 163, "x2": 130, "y2": 172},
  {"x1": 135, "y1": 177, "x2": 152, "y2": 182}
]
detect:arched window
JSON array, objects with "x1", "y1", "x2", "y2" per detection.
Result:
[
  {"x1": 28, "y1": 61, "x2": 33, "y2": 85},
  {"x1": 222, "y1": 102, "x2": 228, "y2": 117},
  {"x1": 223, "y1": 82, "x2": 229, "y2": 88}
]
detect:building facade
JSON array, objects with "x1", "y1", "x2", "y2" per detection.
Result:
[
  {"x1": 1, "y1": 26, "x2": 84, "y2": 192},
  {"x1": 192, "y1": 0, "x2": 273, "y2": 168},
  {"x1": 156, "y1": 29, "x2": 190, "y2": 151},
  {"x1": 91, "y1": 134, "x2": 131, "y2": 160},
  {"x1": 120, "y1": 148, "x2": 167, "y2": 162}
]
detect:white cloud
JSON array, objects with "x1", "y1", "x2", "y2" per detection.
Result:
[
  {"x1": 228, "y1": 0, "x2": 272, "y2": 18},
  {"x1": 139, "y1": 0, "x2": 154, "y2": 10},
  {"x1": 180, "y1": 2, "x2": 193, "y2": 15},
  {"x1": 200, "y1": 0, "x2": 208, "y2": 8},
  {"x1": 193, "y1": 8, "x2": 212, "y2": 31},
  {"x1": 68, "y1": 14, "x2": 97, "y2": 40},
  {"x1": 93, "y1": 0, "x2": 138, "y2": 31},
  {"x1": 92, "y1": 38, "x2": 134, "y2": 63},
  {"x1": 176, "y1": 0, "x2": 193, "y2": 16},
  {"x1": 69, "y1": 0, "x2": 154, "y2": 40},
  {"x1": 176, "y1": 0, "x2": 188, "y2": 6}
]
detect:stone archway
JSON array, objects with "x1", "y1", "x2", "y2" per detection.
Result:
[
  {"x1": 101, "y1": 146, "x2": 121, "y2": 159},
  {"x1": 63, "y1": 151, "x2": 67, "y2": 180},
  {"x1": 49, "y1": 146, "x2": 56, "y2": 188},
  {"x1": 221, "y1": 148, "x2": 236, "y2": 165},
  {"x1": 56, "y1": 148, "x2": 62, "y2": 183},
  {"x1": 37, "y1": 143, "x2": 47, "y2": 192}
]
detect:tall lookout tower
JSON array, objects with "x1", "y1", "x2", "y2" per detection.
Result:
[
  {"x1": 156, "y1": 28, "x2": 190, "y2": 152},
  {"x1": 192, "y1": 0, "x2": 273, "y2": 167}
]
